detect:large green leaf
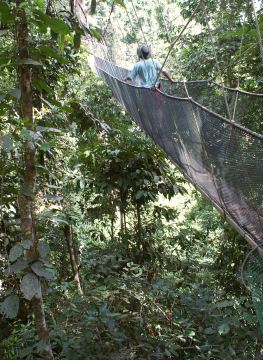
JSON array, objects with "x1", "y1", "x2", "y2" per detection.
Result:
[
  {"x1": 21, "y1": 240, "x2": 33, "y2": 250},
  {"x1": 6, "y1": 259, "x2": 28, "y2": 275},
  {"x1": 37, "y1": 242, "x2": 50, "y2": 259},
  {"x1": 18, "y1": 59, "x2": 43, "y2": 66},
  {"x1": 9, "y1": 88, "x2": 21, "y2": 99},
  {"x1": 0, "y1": 295, "x2": 19, "y2": 319},
  {"x1": 36, "y1": 126, "x2": 61, "y2": 133},
  {"x1": 45, "y1": 194, "x2": 63, "y2": 201},
  {"x1": 0, "y1": 133, "x2": 14, "y2": 152},
  {"x1": 20, "y1": 273, "x2": 41, "y2": 300},
  {"x1": 87, "y1": 26, "x2": 101, "y2": 41},
  {"x1": 218, "y1": 323, "x2": 230, "y2": 335},
  {"x1": 0, "y1": 3, "x2": 14, "y2": 23},
  {"x1": 114, "y1": 0, "x2": 125, "y2": 7},
  {"x1": 32, "y1": 78, "x2": 52, "y2": 94},
  {"x1": 34, "y1": 10, "x2": 70, "y2": 35},
  {"x1": 38, "y1": 45, "x2": 68, "y2": 64},
  {"x1": 46, "y1": 17, "x2": 70, "y2": 35},
  {"x1": 0, "y1": 57, "x2": 12, "y2": 68},
  {"x1": 31, "y1": 261, "x2": 54, "y2": 281},
  {"x1": 51, "y1": 217, "x2": 69, "y2": 225},
  {"x1": 40, "y1": 143, "x2": 51, "y2": 152},
  {"x1": 90, "y1": 0, "x2": 97, "y2": 14},
  {"x1": 20, "y1": 185, "x2": 34, "y2": 197},
  {"x1": 9, "y1": 244, "x2": 23, "y2": 262}
]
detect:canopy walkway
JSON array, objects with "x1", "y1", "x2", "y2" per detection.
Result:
[{"x1": 94, "y1": 56, "x2": 263, "y2": 250}]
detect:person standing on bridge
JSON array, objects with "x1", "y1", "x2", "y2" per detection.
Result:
[{"x1": 124, "y1": 44, "x2": 175, "y2": 88}]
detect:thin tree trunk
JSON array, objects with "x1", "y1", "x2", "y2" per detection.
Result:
[
  {"x1": 111, "y1": 217, "x2": 114, "y2": 241},
  {"x1": 136, "y1": 203, "x2": 142, "y2": 251},
  {"x1": 64, "y1": 224, "x2": 83, "y2": 294},
  {"x1": 123, "y1": 211, "x2": 127, "y2": 233},
  {"x1": 120, "y1": 207, "x2": 124, "y2": 237},
  {"x1": 110, "y1": 191, "x2": 117, "y2": 241},
  {"x1": 32, "y1": 296, "x2": 54, "y2": 360},
  {"x1": 15, "y1": 2, "x2": 53, "y2": 359},
  {"x1": 72, "y1": 0, "x2": 88, "y2": 29},
  {"x1": 69, "y1": 0, "x2": 75, "y2": 13}
]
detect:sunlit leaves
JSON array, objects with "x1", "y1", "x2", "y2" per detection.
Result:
[{"x1": 33, "y1": 10, "x2": 71, "y2": 35}]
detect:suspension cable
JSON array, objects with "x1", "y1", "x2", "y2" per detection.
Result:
[
  {"x1": 231, "y1": 4, "x2": 248, "y2": 120},
  {"x1": 154, "y1": 0, "x2": 203, "y2": 87},
  {"x1": 124, "y1": 0, "x2": 157, "y2": 81},
  {"x1": 155, "y1": 0, "x2": 230, "y2": 219},
  {"x1": 155, "y1": 0, "x2": 203, "y2": 191},
  {"x1": 101, "y1": 1, "x2": 115, "y2": 39},
  {"x1": 202, "y1": 2, "x2": 232, "y2": 119},
  {"x1": 130, "y1": 0, "x2": 149, "y2": 47},
  {"x1": 156, "y1": 0, "x2": 189, "y2": 83},
  {"x1": 251, "y1": 0, "x2": 263, "y2": 62},
  {"x1": 93, "y1": 2, "x2": 117, "y2": 71}
]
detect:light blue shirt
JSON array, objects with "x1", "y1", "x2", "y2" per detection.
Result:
[{"x1": 130, "y1": 58, "x2": 163, "y2": 88}]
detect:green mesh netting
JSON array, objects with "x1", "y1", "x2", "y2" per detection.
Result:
[
  {"x1": 242, "y1": 250, "x2": 263, "y2": 333},
  {"x1": 95, "y1": 57, "x2": 263, "y2": 249}
]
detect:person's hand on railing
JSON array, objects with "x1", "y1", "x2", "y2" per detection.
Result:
[
  {"x1": 163, "y1": 69, "x2": 175, "y2": 84},
  {"x1": 123, "y1": 76, "x2": 131, "y2": 82}
]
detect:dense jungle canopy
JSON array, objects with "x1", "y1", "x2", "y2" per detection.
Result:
[{"x1": 0, "y1": 0, "x2": 263, "y2": 359}]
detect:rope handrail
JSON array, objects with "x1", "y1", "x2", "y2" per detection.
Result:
[
  {"x1": 96, "y1": 57, "x2": 263, "y2": 97},
  {"x1": 94, "y1": 57, "x2": 263, "y2": 141},
  {"x1": 162, "y1": 78, "x2": 263, "y2": 97}
]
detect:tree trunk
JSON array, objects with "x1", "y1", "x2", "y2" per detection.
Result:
[
  {"x1": 64, "y1": 224, "x2": 83, "y2": 294},
  {"x1": 15, "y1": 1, "x2": 53, "y2": 359}
]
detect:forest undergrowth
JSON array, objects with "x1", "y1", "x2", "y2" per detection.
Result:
[{"x1": 2, "y1": 191, "x2": 262, "y2": 359}]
